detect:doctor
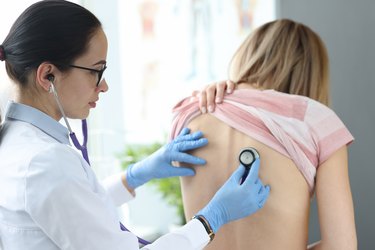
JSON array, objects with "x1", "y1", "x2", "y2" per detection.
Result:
[{"x1": 0, "y1": 1, "x2": 270, "y2": 250}]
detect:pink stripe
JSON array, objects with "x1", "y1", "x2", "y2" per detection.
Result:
[
  {"x1": 170, "y1": 90, "x2": 353, "y2": 194},
  {"x1": 319, "y1": 128, "x2": 354, "y2": 164},
  {"x1": 227, "y1": 89, "x2": 308, "y2": 120}
]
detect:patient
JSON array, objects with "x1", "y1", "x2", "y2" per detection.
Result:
[{"x1": 170, "y1": 19, "x2": 357, "y2": 250}]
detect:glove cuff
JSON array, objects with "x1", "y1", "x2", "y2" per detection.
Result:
[
  {"x1": 198, "y1": 204, "x2": 221, "y2": 233},
  {"x1": 126, "y1": 164, "x2": 143, "y2": 189}
]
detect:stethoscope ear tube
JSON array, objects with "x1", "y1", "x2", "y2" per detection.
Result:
[
  {"x1": 50, "y1": 82, "x2": 149, "y2": 245},
  {"x1": 50, "y1": 84, "x2": 90, "y2": 165},
  {"x1": 239, "y1": 147, "x2": 259, "y2": 184}
]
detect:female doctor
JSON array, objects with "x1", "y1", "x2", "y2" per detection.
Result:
[{"x1": 0, "y1": 1, "x2": 270, "y2": 250}]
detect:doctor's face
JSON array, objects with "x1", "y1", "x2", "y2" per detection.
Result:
[{"x1": 57, "y1": 28, "x2": 109, "y2": 119}]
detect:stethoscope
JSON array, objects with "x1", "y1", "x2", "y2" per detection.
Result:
[
  {"x1": 238, "y1": 147, "x2": 259, "y2": 184},
  {"x1": 49, "y1": 79, "x2": 151, "y2": 245}
]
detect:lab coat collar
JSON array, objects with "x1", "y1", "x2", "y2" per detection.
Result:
[{"x1": 5, "y1": 101, "x2": 70, "y2": 145}]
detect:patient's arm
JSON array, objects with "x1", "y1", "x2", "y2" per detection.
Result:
[{"x1": 308, "y1": 146, "x2": 357, "y2": 250}]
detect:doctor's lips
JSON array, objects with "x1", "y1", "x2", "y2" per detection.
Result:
[{"x1": 89, "y1": 101, "x2": 97, "y2": 108}]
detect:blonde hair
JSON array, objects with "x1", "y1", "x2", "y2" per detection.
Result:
[{"x1": 229, "y1": 19, "x2": 330, "y2": 105}]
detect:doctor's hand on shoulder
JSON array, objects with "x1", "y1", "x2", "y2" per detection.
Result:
[{"x1": 125, "y1": 127, "x2": 208, "y2": 189}]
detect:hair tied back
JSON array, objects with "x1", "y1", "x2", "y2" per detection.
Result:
[{"x1": 0, "y1": 45, "x2": 5, "y2": 61}]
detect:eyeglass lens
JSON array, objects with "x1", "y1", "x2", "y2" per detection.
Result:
[{"x1": 96, "y1": 65, "x2": 107, "y2": 86}]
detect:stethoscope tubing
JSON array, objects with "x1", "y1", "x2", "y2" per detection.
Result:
[
  {"x1": 70, "y1": 121, "x2": 151, "y2": 245},
  {"x1": 50, "y1": 83, "x2": 150, "y2": 245},
  {"x1": 69, "y1": 120, "x2": 90, "y2": 165}
]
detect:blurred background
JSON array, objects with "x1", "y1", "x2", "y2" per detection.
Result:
[{"x1": 0, "y1": 0, "x2": 374, "y2": 249}]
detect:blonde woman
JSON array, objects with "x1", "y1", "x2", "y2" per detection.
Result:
[{"x1": 170, "y1": 19, "x2": 357, "y2": 250}]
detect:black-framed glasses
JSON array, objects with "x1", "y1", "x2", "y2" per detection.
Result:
[{"x1": 68, "y1": 64, "x2": 107, "y2": 87}]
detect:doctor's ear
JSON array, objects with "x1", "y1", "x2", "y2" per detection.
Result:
[{"x1": 35, "y1": 62, "x2": 57, "y2": 92}]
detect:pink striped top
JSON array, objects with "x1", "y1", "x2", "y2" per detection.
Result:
[{"x1": 170, "y1": 89, "x2": 354, "y2": 193}]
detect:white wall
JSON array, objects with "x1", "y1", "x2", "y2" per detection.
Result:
[{"x1": 276, "y1": 0, "x2": 375, "y2": 248}]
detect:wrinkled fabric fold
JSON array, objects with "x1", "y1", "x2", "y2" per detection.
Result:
[{"x1": 170, "y1": 89, "x2": 354, "y2": 194}]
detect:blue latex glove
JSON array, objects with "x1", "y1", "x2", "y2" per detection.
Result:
[
  {"x1": 126, "y1": 128, "x2": 208, "y2": 189},
  {"x1": 198, "y1": 159, "x2": 270, "y2": 233}
]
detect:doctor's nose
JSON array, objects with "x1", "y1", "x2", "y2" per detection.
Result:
[{"x1": 97, "y1": 78, "x2": 109, "y2": 92}]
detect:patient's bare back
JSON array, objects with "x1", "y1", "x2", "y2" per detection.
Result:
[{"x1": 181, "y1": 114, "x2": 311, "y2": 250}]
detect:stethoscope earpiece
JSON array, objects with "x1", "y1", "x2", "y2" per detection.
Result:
[{"x1": 47, "y1": 74, "x2": 55, "y2": 82}]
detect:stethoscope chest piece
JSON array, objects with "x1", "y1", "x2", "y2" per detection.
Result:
[
  {"x1": 239, "y1": 147, "x2": 259, "y2": 169},
  {"x1": 238, "y1": 147, "x2": 259, "y2": 184}
]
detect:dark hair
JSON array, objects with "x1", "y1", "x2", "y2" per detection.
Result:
[{"x1": 1, "y1": 0, "x2": 102, "y2": 85}]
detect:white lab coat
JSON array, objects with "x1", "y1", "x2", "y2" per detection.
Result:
[{"x1": 0, "y1": 102, "x2": 209, "y2": 250}]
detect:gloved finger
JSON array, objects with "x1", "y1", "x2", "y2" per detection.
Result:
[
  {"x1": 246, "y1": 158, "x2": 260, "y2": 184},
  {"x1": 245, "y1": 176, "x2": 262, "y2": 192},
  {"x1": 254, "y1": 177, "x2": 265, "y2": 192},
  {"x1": 176, "y1": 130, "x2": 204, "y2": 142},
  {"x1": 228, "y1": 164, "x2": 246, "y2": 183},
  {"x1": 257, "y1": 185, "x2": 271, "y2": 208},
  {"x1": 176, "y1": 138, "x2": 208, "y2": 151},
  {"x1": 173, "y1": 152, "x2": 206, "y2": 165},
  {"x1": 167, "y1": 166, "x2": 195, "y2": 177},
  {"x1": 256, "y1": 182, "x2": 267, "y2": 196},
  {"x1": 177, "y1": 127, "x2": 190, "y2": 137}
]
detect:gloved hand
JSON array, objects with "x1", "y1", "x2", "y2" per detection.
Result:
[
  {"x1": 198, "y1": 159, "x2": 270, "y2": 233},
  {"x1": 126, "y1": 128, "x2": 208, "y2": 189}
]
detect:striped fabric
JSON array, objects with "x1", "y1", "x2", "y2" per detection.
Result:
[{"x1": 170, "y1": 89, "x2": 354, "y2": 193}]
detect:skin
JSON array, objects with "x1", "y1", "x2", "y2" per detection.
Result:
[
  {"x1": 192, "y1": 80, "x2": 235, "y2": 113},
  {"x1": 191, "y1": 83, "x2": 357, "y2": 249},
  {"x1": 309, "y1": 146, "x2": 357, "y2": 250},
  {"x1": 16, "y1": 28, "x2": 109, "y2": 121}
]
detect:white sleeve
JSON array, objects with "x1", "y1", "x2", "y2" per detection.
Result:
[
  {"x1": 25, "y1": 144, "x2": 209, "y2": 250},
  {"x1": 101, "y1": 173, "x2": 135, "y2": 206},
  {"x1": 142, "y1": 219, "x2": 210, "y2": 250},
  {"x1": 25, "y1": 145, "x2": 139, "y2": 250}
]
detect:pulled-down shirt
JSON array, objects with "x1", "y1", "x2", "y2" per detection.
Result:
[{"x1": 170, "y1": 89, "x2": 354, "y2": 193}]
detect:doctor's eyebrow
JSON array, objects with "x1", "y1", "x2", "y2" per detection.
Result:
[{"x1": 92, "y1": 60, "x2": 107, "y2": 66}]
